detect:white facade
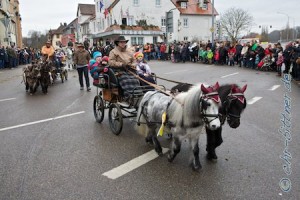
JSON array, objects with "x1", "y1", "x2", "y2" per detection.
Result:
[
  {"x1": 179, "y1": 15, "x2": 212, "y2": 42},
  {"x1": 77, "y1": 9, "x2": 94, "y2": 43},
  {"x1": 87, "y1": 0, "x2": 216, "y2": 45}
]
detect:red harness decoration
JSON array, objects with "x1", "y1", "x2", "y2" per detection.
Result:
[{"x1": 231, "y1": 86, "x2": 246, "y2": 104}]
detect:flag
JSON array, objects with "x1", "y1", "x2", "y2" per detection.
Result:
[
  {"x1": 104, "y1": 8, "x2": 109, "y2": 18},
  {"x1": 100, "y1": 0, "x2": 104, "y2": 12}
]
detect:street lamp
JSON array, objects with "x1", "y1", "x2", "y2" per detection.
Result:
[{"x1": 277, "y1": 11, "x2": 290, "y2": 42}]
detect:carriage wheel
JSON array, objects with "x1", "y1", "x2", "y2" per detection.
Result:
[
  {"x1": 93, "y1": 95, "x2": 105, "y2": 123},
  {"x1": 108, "y1": 103, "x2": 123, "y2": 135}
]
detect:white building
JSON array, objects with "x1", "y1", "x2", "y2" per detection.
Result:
[{"x1": 77, "y1": 0, "x2": 217, "y2": 46}]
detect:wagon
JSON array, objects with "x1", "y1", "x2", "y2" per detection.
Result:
[{"x1": 93, "y1": 67, "x2": 157, "y2": 135}]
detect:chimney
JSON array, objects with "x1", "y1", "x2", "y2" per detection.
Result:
[{"x1": 64, "y1": 23, "x2": 67, "y2": 26}]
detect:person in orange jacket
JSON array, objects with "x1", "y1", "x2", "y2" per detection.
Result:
[{"x1": 41, "y1": 40, "x2": 55, "y2": 61}]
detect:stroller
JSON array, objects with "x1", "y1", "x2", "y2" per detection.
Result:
[{"x1": 257, "y1": 55, "x2": 272, "y2": 71}]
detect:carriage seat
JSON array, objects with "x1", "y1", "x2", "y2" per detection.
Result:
[{"x1": 93, "y1": 67, "x2": 119, "y2": 89}]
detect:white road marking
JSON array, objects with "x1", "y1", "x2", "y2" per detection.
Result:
[
  {"x1": 102, "y1": 148, "x2": 169, "y2": 180},
  {"x1": 269, "y1": 85, "x2": 280, "y2": 91},
  {"x1": 221, "y1": 72, "x2": 239, "y2": 78},
  {"x1": 0, "y1": 98, "x2": 16, "y2": 102},
  {"x1": 247, "y1": 97, "x2": 262, "y2": 105},
  {"x1": 0, "y1": 111, "x2": 85, "y2": 132},
  {"x1": 164, "y1": 70, "x2": 188, "y2": 75}
]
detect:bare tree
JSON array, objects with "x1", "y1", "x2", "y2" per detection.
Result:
[
  {"x1": 220, "y1": 7, "x2": 254, "y2": 43},
  {"x1": 23, "y1": 30, "x2": 48, "y2": 48}
]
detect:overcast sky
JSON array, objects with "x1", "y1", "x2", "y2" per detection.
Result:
[{"x1": 20, "y1": 0, "x2": 299, "y2": 37}]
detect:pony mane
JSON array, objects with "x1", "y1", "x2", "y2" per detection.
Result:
[
  {"x1": 218, "y1": 84, "x2": 232, "y2": 101},
  {"x1": 171, "y1": 84, "x2": 203, "y2": 127}
]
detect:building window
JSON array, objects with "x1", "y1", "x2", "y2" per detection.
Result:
[
  {"x1": 181, "y1": 2, "x2": 187, "y2": 9},
  {"x1": 107, "y1": 16, "x2": 110, "y2": 27},
  {"x1": 97, "y1": 22, "x2": 100, "y2": 31},
  {"x1": 131, "y1": 37, "x2": 144, "y2": 45},
  {"x1": 131, "y1": 37, "x2": 137, "y2": 45},
  {"x1": 183, "y1": 18, "x2": 188, "y2": 27},
  {"x1": 138, "y1": 37, "x2": 143, "y2": 45},
  {"x1": 133, "y1": 0, "x2": 139, "y2": 6},
  {"x1": 128, "y1": 16, "x2": 134, "y2": 26},
  {"x1": 184, "y1": 36, "x2": 188, "y2": 41},
  {"x1": 155, "y1": 0, "x2": 161, "y2": 6},
  {"x1": 161, "y1": 17, "x2": 166, "y2": 26},
  {"x1": 202, "y1": 4, "x2": 207, "y2": 10},
  {"x1": 153, "y1": 36, "x2": 157, "y2": 44}
]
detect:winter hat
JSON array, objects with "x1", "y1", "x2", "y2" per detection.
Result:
[
  {"x1": 93, "y1": 51, "x2": 102, "y2": 59},
  {"x1": 102, "y1": 56, "x2": 109, "y2": 62},
  {"x1": 134, "y1": 52, "x2": 144, "y2": 59},
  {"x1": 89, "y1": 59, "x2": 96, "y2": 66}
]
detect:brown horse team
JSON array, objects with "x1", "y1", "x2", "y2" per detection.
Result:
[{"x1": 23, "y1": 60, "x2": 52, "y2": 95}]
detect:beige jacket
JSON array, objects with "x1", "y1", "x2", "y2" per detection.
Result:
[
  {"x1": 74, "y1": 49, "x2": 90, "y2": 66},
  {"x1": 108, "y1": 46, "x2": 134, "y2": 68}
]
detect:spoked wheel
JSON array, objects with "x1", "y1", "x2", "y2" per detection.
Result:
[
  {"x1": 108, "y1": 103, "x2": 123, "y2": 135},
  {"x1": 93, "y1": 95, "x2": 105, "y2": 123}
]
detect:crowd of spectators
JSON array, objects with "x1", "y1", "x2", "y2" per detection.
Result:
[
  {"x1": 123, "y1": 40, "x2": 300, "y2": 81},
  {"x1": 2, "y1": 39, "x2": 300, "y2": 82},
  {"x1": 0, "y1": 45, "x2": 41, "y2": 69}
]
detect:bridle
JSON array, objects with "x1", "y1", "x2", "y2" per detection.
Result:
[
  {"x1": 222, "y1": 92, "x2": 246, "y2": 123},
  {"x1": 200, "y1": 91, "x2": 220, "y2": 125}
]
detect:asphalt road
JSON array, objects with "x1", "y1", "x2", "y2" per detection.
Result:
[{"x1": 0, "y1": 61, "x2": 299, "y2": 200}]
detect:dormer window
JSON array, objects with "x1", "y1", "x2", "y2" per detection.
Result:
[
  {"x1": 202, "y1": 3, "x2": 207, "y2": 10},
  {"x1": 181, "y1": 2, "x2": 187, "y2": 8}
]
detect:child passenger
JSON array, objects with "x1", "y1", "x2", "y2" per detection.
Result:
[
  {"x1": 134, "y1": 52, "x2": 156, "y2": 85},
  {"x1": 89, "y1": 51, "x2": 102, "y2": 85}
]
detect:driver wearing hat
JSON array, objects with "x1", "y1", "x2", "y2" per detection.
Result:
[
  {"x1": 41, "y1": 40, "x2": 55, "y2": 60},
  {"x1": 109, "y1": 36, "x2": 132, "y2": 68},
  {"x1": 108, "y1": 36, "x2": 140, "y2": 97}
]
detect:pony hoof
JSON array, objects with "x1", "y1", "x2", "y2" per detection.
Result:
[
  {"x1": 167, "y1": 154, "x2": 174, "y2": 162},
  {"x1": 206, "y1": 153, "x2": 218, "y2": 160},
  {"x1": 192, "y1": 164, "x2": 202, "y2": 171},
  {"x1": 145, "y1": 137, "x2": 153, "y2": 145}
]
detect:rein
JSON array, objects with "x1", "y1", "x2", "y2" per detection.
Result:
[
  {"x1": 155, "y1": 75, "x2": 192, "y2": 85},
  {"x1": 125, "y1": 67, "x2": 184, "y2": 106}
]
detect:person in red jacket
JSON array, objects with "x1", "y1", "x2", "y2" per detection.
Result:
[
  {"x1": 228, "y1": 44, "x2": 236, "y2": 66},
  {"x1": 160, "y1": 43, "x2": 167, "y2": 61}
]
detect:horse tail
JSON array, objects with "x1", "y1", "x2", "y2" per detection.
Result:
[{"x1": 134, "y1": 113, "x2": 148, "y2": 138}]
